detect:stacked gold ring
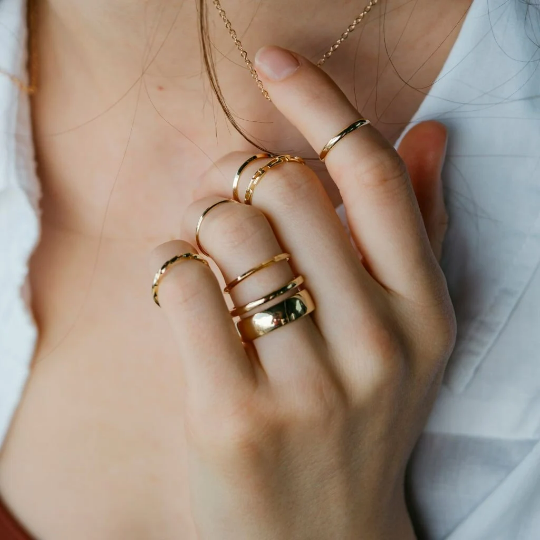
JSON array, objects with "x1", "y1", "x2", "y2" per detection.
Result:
[
  {"x1": 236, "y1": 289, "x2": 315, "y2": 341},
  {"x1": 223, "y1": 252, "x2": 314, "y2": 342},
  {"x1": 224, "y1": 253, "x2": 291, "y2": 294},
  {"x1": 232, "y1": 153, "x2": 273, "y2": 202},
  {"x1": 244, "y1": 155, "x2": 305, "y2": 205},
  {"x1": 232, "y1": 153, "x2": 306, "y2": 205},
  {"x1": 230, "y1": 276, "x2": 305, "y2": 318}
]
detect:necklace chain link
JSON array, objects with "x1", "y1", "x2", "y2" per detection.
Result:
[
  {"x1": 213, "y1": 0, "x2": 379, "y2": 101},
  {"x1": 212, "y1": 0, "x2": 271, "y2": 100}
]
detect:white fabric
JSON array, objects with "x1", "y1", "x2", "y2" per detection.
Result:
[{"x1": 1, "y1": 0, "x2": 540, "y2": 538}]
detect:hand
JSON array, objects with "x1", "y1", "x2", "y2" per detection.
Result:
[{"x1": 149, "y1": 46, "x2": 455, "y2": 540}]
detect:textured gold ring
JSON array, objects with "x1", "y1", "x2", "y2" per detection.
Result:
[
  {"x1": 195, "y1": 199, "x2": 237, "y2": 256},
  {"x1": 224, "y1": 253, "x2": 291, "y2": 294},
  {"x1": 319, "y1": 118, "x2": 371, "y2": 161},
  {"x1": 230, "y1": 276, "x2": 305, "y2": 318},
  {"x1": 244, "y1": 155, "x2": 305, "y2": 205},
  {"x1": 236, "y1": 289, "x2": 315, "y2": 342},
  {"x1": 152, "y1": 253, "x2": 209, "y2": 307},
  {"x1": 232, "y1": 153, "x2": 273, "y2": 202}
]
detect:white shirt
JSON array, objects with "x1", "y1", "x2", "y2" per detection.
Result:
[{"x1": 1, "y1": 0, "x2": 540, "y2": 538}]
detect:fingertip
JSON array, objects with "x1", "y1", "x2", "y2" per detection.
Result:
[
  {"x1": 398, "y1": 121, "x2": 448, "y2": 179},
  {"x1": 254, "y1": 46, "x2": 302, "y2": 81},
  {"x1": 399, "y1": 121, "x2": 448, "y2": 157}
]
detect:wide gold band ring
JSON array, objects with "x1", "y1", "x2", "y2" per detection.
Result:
[
  {"x1": 230, "y1": 276, "x2": 305, "y2": 318},
  {"x1": 232, "y1": 153, "x2": 273, "y2": 202},
  {"x1": 152, "y1": 253, "x2": 209, "y2": 307},
  {"x1": 244, "y1": 155, "x2": 305, "y2": 205},
  {"x1": 319, "y1": 118, "x2": 371, "y2": 161},
  {"x1": 195, "y1": 199, "x2": 237, "y2": 256},
  {"x1": 224, "y1": 253, "x2": 291, "y2": 294},
  {"x1": 236, "y1": 289, "x2": 315, "y2": 342}
]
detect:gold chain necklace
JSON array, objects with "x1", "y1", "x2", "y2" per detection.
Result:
[
  {"x1": 5, "y1": 0, "x2": 378, "y2": 97},
  {"x1": 212, "y1": 0, "x2": 379, "y2": 101}
]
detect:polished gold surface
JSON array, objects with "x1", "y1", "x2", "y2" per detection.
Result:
[
  {"x1": 224, "y1": 253, "x2": 291, "y2": 294},
  {"x1": 236, "y1": 289, "x2": 316, "y2": 341},
  {"x1": 152, "y1": 253, "x2": 209, "y2": 307},
  {"x1": 195, "y1": 199, "x2": 237, "y2": 256},
  {"x1": 319, "y1": 118, "x2": 371, "y2": 161},
  {"x1": 230, "y1": 276, "x2": 305, "y2": 318},
  {"x1": 232, "y1": 154, "x2": 273, "y2": 202},
  {"x1": 244, "y1": 155, "x2": 305, "y2": 205}
]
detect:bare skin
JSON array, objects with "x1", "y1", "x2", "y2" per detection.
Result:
[{"x1": 0, "y1": 1, "x2": 469, "y2": 539}]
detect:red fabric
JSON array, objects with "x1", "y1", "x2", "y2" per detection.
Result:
[{"x1": 0, "y1": 497, "x2": 33, "y2": 540}]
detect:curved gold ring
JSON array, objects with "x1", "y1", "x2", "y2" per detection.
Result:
[
  {"x1": 152, "y1": 253, "x2": 209, "y2": 307},
  {"x1": 224, "y1": 253, "x2": 291, "y2": 294},
  {"x1": 195, "y1": 199, "x2": 237, "y2": 256},
  {"x1": 232, "y1": 153, "x2": 273, "y2": 202},
  {"x1": 236, "y1": 289, "x2": 315, "y2": 342},
  {"x1": 244, "y1": 155, "x2": 305, "y2": 205},
  {"x1": 319, "y1": 118, "x2": 371, "y2": 161},
  {"x1": 230, "y1": 276, "x2": 305, "y2": 318}
]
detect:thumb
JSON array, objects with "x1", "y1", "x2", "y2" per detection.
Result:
[{"x1": 397, "y1": 121, "x2": 449, "y2": 262}]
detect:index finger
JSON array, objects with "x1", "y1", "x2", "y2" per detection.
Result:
[{"x1": 254, "y1": 46, "x2": 443, "y2": 300}]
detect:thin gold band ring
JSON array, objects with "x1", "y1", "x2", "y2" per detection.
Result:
[
  {"x1": 244, "y1": 155, "x2": 305, "y2": 205},
  {"x1": 224, "y1": 253, "x2": 291, "y2": 294},
  {"x1": 195, "y1": 199, "x2": 237, "y2": 256},
  {"x1": 152, "y1": 253, "x2": 209, "y2": 307},
  {"x1": 230, "y1": 276, "x2": 305, "y2": 318},
  {"x1": 319, "y1": 118, "x2": 371, "y2": 161},
  {"x1": 232, "y1": 153, "x2": 273, "y2": 202},
  {"x1": 236, "y1": 289, "x2": 316, "y2": 342}
]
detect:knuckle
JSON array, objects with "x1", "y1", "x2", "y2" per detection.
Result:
[
  {"x1": 261, "y1": 165, "x2": 319, "y2": 209},
  {"x1": 207, "y1": 203, "x2": 271, "y2": 252},
  {"x1": 344, "y1": 148, "x2": 410, "y2": 198},
  {"x1": 159, "y1": 262, "x2": 212, "y2": 310},
  {"x1": 359, "y1": 317, "x2": 409, "y2": 393},
  {"x1": 291, "y1": 372, "x2": 347, "y2": 425},
  {"x1": 185, "y1": 395, "x2": 268, "y2": 458},
  {"x1": 426, "y1": 301, "x2": 457, "y2": 366}
]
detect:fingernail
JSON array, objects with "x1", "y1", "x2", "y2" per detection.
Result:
[{"x1": 255, "y1": 46, "x2": 300, "y2": 81}]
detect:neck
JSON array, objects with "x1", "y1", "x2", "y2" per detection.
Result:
[{"x1": 31, "y1": 0, "x2": 470, "y2": 241}]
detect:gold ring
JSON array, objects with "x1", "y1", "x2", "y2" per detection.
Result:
[
  {"x1": 236, "y1": 289, "x2": 315, "y2": 342},
  {"x1": 233, "y1": 153, "x2": 273, "y2": 202},
  {"x1": 244, "y1": 155, "x2": 305, "y2": 205},
  {"x1": 152, "y1": 253, "x2": 209, "y2": 307},
  {"x1": 319, "y1": 118, "x2": 371, "y2": 161},
  {"x1": 224, "y1": 253, "x2": 291, "y2": 294},
  {"x1": 230, "y1": 276, "x2": 305, "y2": 318},
  {"x1": 195, "y1": 199, "x2": 237, "y2": 256}
]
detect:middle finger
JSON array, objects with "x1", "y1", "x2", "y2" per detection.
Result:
[{"x1": 183, "y1": 197, "x2": 327, "y2": 386}]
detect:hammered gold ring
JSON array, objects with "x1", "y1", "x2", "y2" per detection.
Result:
[
  {"x1": 244, "y1": 155, "x2": 305, "y2": 205},
  {"x1": 236, "y1": 289, "x2": 316, "y2": 342},
  {"x1": 232, "y1": 153, "x2": 273, "y2": 202},
  {"x1": 319, "y1": 118, "x2": 371, "y2": 161},
  {"x1": 152, "y1": 253, "x2": 209, "y2": 307}
]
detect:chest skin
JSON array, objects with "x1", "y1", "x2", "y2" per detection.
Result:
[{"x1": 0, "y1": 1, "x2": 471, "y2": 538}]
